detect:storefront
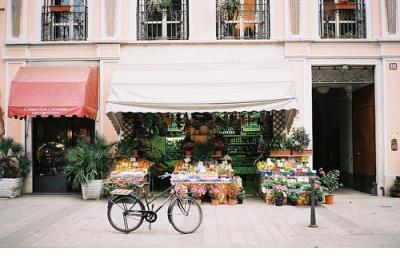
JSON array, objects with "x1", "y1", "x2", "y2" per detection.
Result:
[
  {"x1": 8, "y1": 66, "x2": 98, "y2": 193},
  {"x1": 104, "y1": 62, "x2": 302, "y2": 195}
]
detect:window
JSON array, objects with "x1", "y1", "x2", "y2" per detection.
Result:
[
  {"x1": 137, "y1": 0, "x2": 189, "y2": 40},
  {"x1": 216, "y1": 0, "x2": 270, "y2": 40},
  {"x1": 11, "y1": 0, "x2": 22, "y2": 38},
  {"x1": 319, "y1": 0, "x2": 366, "y2": 39},
  {"x1": 41, "y1": 0, "x2": 88, "y2": 41}
]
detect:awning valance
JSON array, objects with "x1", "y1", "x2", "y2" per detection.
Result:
[
  {"x1": 8, "y1": 66, "x2": 98, "y2": 119},
  {"x1": 106, "y1": 62, "x2": 298, "y2": 133}
]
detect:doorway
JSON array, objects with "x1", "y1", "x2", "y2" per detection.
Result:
[
  {"x1": 32, "y1": 117, "x2": 95, "y2": 193},
  {"x1": 312, "y1": 66, "x2": 376, "y2": 194}
]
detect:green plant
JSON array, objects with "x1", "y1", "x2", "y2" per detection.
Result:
[
  {"x1": 147, "y1": 0, "x2": 171, "y2": 12},
  {"x1": 192, "y1": 141, "x2": 213, "y2": 162},
  {"x1": 262, "y1": 179, "x2": 274, "y2": 189},
  {"x1": 64, "y1": 135, "x2": 113, "y2": 190},
  {"x1": 271, "y1": 134, "x2": 294, "y2": 150},
  {"x1": 287, "y1": 191, "x2": 299, "y2": 202},
  {"x1": 271, "y1": 184, "x2": 288, "y2": 201},
  {"x1": 319, "y1": 169, "x2": 341, "y2": 194},
  {"x1": 0, "y1": 137, "x2": 30, "y2": 178},
  {"x1": 390, "y1": 176, "x2": 400, "y2": 196},
  {"x1": 290, "y1": 127, "x2": 310, "y2": 152},
  {"x1": 116, "y1": 139, "x2": 133, "y2": 157},
  {"x1": 237, "y1": 187, "x2": 245, "y2": 200},
  {"x1": 217, "y1": 0, "x2": 240, "y2": 12}
]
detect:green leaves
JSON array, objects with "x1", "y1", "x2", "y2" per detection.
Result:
[
  {"x1": 319, "y1": 169, "x2": 340, "y2": 194},
  {"x1": 64, "y1": 135, "x2": 112, "y2": 190},
  {"x1": 0, "y1": 137, "x2": 30, "y2": 178}
]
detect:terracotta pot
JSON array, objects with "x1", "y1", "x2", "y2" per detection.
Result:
[
  {"x1": 211, "y1": 199, "x2": 220, "y2": 205},
  {"x1": 214, "y1": 150, "x2": 222, "y2": 157},
  {"x1": 49, "y1": 5, "x2": 71, "y2": 12},
  {"x1": 228, "y1": 199, "x2": 237, "y2": 205},
  {"x1": 269, "y1": 149, "x2": 291, "y2": 156},
  {"x1": 184, "y1": 150, "x2": 192, "y2": 157},
  {"x1": 291, "y1": 149, "x2": 313, "y2": 156},
  {"x1": 325, "y1": 194, "x2": 334, "y2": 204}
]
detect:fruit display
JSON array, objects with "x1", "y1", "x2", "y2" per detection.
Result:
[
  {"x1": 171, "y1": 160, "x2": 235, "y2": 182},
  {"x1": 109, "y1": 158, "x2": 151, "y2": 183}
]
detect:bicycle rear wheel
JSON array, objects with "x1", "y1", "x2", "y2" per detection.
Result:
[
  {"x1": 107, "y1": 195, "x2": 145, "y2": 233},
  {"x1": 168, "y1": 196, "x2": 202, "y2": 234}
]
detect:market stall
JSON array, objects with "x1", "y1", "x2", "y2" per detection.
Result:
[{"x1": 104, "y1": 62, "x2": 302, "y2": 204}]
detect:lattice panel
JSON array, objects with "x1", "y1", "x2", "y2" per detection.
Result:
[
  {"x1": 121, "y1": 114, "x2": 135, "y2": 140},
  {"x1": 272, "y1": 111, "x2": 286, "y2": 137}
]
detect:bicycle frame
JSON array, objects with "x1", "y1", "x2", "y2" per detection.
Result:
[{"x1": 141, "y1": 185, "x2": 178, "y2": 214}]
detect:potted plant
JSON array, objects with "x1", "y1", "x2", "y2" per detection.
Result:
[
  {"x1": 261, "y1": 179, "x2": 274, "y2": 204},
  {"x1": 147, "y1": 0, "x2": 171, "y2": 13},
  {"x1": 182, "y1": 138, "x2": 195, "y2": 157},
  {"x1": 174, "y1": 184, "x2": 188, "y2": 197},
  {"x1": 390, "y1": 176, "x2": 400, "y2": 197},
  {"x1": 287, "y1": 191, "x2": 299, "y2": 206},
  {"x1": 213, "y1": 135, "x2": 225, "y2": 157},
  {"x1": 272, "y1": 184, "x2": 288, "y2": 206},
  {"x1": 269, "y1": 134, "x2": 292, "y2": 156},
  {"x1": 0, "y1": 137, "x2": 30, "y2": 198},
  {"x1": 189, "y1": 184, "x2": 206, "y2": 204},
  {"x1": 302, "y1": 181, "x2": 323, "y2": 206},
  {"x1": 290, "y1": 127, "x2": 312, "y2": 155},
  {"x1": 209, "y1": 184, "x2": 224, "y2": 205},
  {"x1": 237, "y1": 187, "x2": 245, "y2": 204},
  {"x1": 64, "y1": 135, "x2": 113, "y2": 200},
  {"x1": 319, "y1": 169, "x2": 341, "y2": 204},
  {"x1": 227, "y1": 181, "x2": 240, "y2": 205}
]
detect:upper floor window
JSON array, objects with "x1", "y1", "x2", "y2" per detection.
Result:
[
  {"x1": 42, "y1": 0, "x2": 88, "y2": 41},
  {"x1": 319, "y1": 0, "x2": 366, "y2": 39},
  {"x1": 216, "y1": 0, "x2": 270, "y2": 40},
  {"x1": 137, "y1": 0, "x2": 189, "y2": 40}
]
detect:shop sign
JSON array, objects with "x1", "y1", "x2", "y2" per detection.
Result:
[{"x1": 23, "y1": 107, "x2": 71, "y2": 116}]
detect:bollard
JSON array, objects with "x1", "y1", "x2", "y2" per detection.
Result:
[{"x1": 309, "y1": 177, "x2": 318, "y2": 228}]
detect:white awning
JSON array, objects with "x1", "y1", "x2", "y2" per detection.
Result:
[{"x1": 106, "y1": 62, "x2": 298, "y2": 132}]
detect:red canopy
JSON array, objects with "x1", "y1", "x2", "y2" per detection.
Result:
[{"x1": 8, "y1": 66, "x2": 98, "y2": 119}]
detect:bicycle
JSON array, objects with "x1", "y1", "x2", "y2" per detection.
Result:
[{"x1": 107, "y1": 174, "x2": 203, "y2": 234}]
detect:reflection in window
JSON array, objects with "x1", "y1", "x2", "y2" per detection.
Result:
[
  {"x1": 41, "y1": 0, "x2": 88, "y2": 41},
  {"x1": 217, "y1": 0, "x2": 270, "y2": 40},
  {"x1": 137, "y1": 0, "x2": 189, "y2": 40}
]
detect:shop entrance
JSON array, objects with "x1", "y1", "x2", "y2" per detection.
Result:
[
  {"x1": 32, "y1": 117, "x2": 95, "y2": 193},
  {"x1": 312, "y1": 66, "x2": 376, "y2": 194}
]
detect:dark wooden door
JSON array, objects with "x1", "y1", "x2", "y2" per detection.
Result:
[{"x1": 352, "y1": 85, "x2": 376, "y2": 193}]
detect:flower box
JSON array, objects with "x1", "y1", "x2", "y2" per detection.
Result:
[
  {"x1": 268, "y1": 149, "x2": 292, "y2": 156},
  {"x1": 291, "y1": 149, "x2": 313, "y2": 156},
  {"x1": 335, "y1": 3, "x2": 356, "y2": 9},
  {"x1": 49, "y1": 5, "x2": 71, "y2": 12}
]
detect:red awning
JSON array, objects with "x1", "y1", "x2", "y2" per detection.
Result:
[{"x1": 8, "y1": 66, "x2": 98, "y2": 119}]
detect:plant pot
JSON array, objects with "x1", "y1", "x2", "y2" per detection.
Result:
[
  {"x1": 184, "y1": 150, "x2": 192, "y2": 157},
  {"x1": 228, "y1": 199, "x2": 237, "y2": 205},
  {"x1": 0, "y1": 178, "x2": 23, "y2": 198},
  {"x1": 49, "y1": 5, "x2": 71, "y2": 12},
  {"x1": 214, "y1": 150, "x2": 222, "y2": 157},
  {"x1": 324, "y1": 194, "x2": 334, "y2": 204},
  {"x1": 211, "y1": 199, "x2": 220, "y2": 205},
  {"x1": 237, "y1": 198, "x2": 244, "y2": 204},
  {"x1": 291, "y1": 149, "x2": 313, "y2": 156},
  {"x1": 397, "y1": 193, "x2": 400, "y2": 198},
  {"x1": 81, "y1": 179, "x2": 104, "y2": 200},
  {"x1": 275, "y1": 197, "x2": 284, "y2": 206},
  {"x1": 132, "y1": 149, "x2": 139, "y2": 157},
  {"x1": 335, "y1": 3, "x2": 356, "y2": 9},
  {"x1": 289, "y1": 198, "x2": 298, "y2": 206},
  {"x1": 269, "y1": 149, "x2": 291, "y2": 156}
]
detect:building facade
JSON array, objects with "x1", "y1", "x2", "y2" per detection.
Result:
[{"x1": 0, "y1": 0, "x2": 399, "y2": 195}]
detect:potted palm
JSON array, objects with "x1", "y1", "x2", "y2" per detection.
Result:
[
  {"x1": 64, "y1": 135, "x2": 113, "y2": 200},
  {"x1": 0, "y1": 137, "x2": 30, "y2": 198},
  {"x1": 319, "y1": 169, "x2": 341, "y2": 204}
]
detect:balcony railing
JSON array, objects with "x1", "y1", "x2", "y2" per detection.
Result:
[
  {"x1": 137, "y1": 1, "x2": 189, "y2": 40},
  {"x1": 319, "y1": 0, "x2": 366, "y2": 39},
  {"x1": 217, "y1": 1, "x2": 270, "y2": 40},
  {"x1": 41, "y1": 4, "x2": 88, "y2": 41}
]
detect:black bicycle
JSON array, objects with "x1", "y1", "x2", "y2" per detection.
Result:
[{"x1": 107, "y1": 175, "x2": 203, "y2": 234}]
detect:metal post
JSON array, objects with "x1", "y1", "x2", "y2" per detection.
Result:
[
  {"x1": 161, "y1": 9, "x2": 168, "y2": 39},
  {"x1": 309, "y1": 177, "x2": 318, "y2": 228}
]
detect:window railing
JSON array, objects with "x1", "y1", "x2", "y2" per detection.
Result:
[
  {"x1": 217, "y1": 1, "x2": 270, "y2": 40},
  {"x1": 41, "y1": 4, "x2": 88, "y2": 41},
  {"x1": 319, "y1": 0, "x2": 366, "y2": 39},
  {"x1": 137, "y1": 0, "x2": 189, "y2": 40}
]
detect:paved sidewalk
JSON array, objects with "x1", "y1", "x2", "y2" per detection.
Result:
[{"x1": 1, "y1": 189, "x2": 400, "y2": 248}]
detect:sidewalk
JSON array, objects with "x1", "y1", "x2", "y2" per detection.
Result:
[{"x1": 1, "y1": 189, "x2": 400, "y2": 248}]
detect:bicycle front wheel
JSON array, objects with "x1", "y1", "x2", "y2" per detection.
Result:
[
  {"x1": 107, "y1": 195, "x2": 145, "y2": 233},
  {"x1": 168, "y1": 196, "x2": 203, "y2": 234}
]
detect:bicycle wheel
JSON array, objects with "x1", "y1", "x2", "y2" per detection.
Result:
[
  {"x1": 168, "y1": 196, "x2": 202, "y2": 234},
  {"x1": 107, "y1": 195, "x2": 145, "y2": 233}
]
